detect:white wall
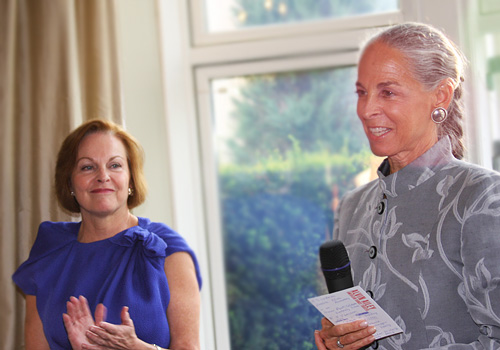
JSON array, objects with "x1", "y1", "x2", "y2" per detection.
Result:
[{"x1": 114, "y1": 0, "x2": 174, "y2": 227}]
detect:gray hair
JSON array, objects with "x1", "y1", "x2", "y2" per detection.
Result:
[{"x1": 362, "y1": 22, "x2": 467, "y2": 159}]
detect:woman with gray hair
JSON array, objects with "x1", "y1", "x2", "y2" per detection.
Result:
[{"x1": 315, "y1": 22, "x2": 500, "y2": 349}]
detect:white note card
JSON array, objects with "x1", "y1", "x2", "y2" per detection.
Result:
[{"x1": 308, "y1": 286, "x2": 403, "y2": 340}]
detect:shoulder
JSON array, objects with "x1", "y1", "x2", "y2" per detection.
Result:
[
  {"x1": 38, "y1": 220, "x2": 80, "y2": 234},
  {"x1": 139, "y1": 217, "x2": 179, "y2": 240},
  {"x1": 138, "y1": 217, "x2": 192, "y2": 253},
  {"x1": 339, "y1": 179, "x2": 379, "y2": 208},
  {"x1": 32, "y1": 221, "x2": 79, "y2": 255},
  {"x1": 12, "y1": 221, "x2": 79, "y2": 293},
  {"x1": 435, "y1": 160, "x2": 500, "y2": 216},
  {"x1": 138, "y1": 217, "x2": 203, "y2": 288},
  {"x1": 446, "y1": 159, "x2": 500, "y2": 191}
]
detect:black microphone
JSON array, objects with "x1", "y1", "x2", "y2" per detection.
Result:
[{"x1": 319, "y1": 240, "x2": 354, "y2": 293}]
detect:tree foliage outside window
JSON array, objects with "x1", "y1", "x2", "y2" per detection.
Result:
[
  {"x1": 208, "y1": 3, "x2": 396, "y2": 348},
  {"x1": 214, "y1": 66, "x2": 372, "y2": 349},
  {"x1": 229, "y1": 0, "x2": 399, "y2": 29}
]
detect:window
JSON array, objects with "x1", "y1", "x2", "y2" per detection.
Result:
[
  {"x1": 462, "y1": 0, "x2": 500, "y2": 169},
  {"x1": 197, "y1": 56, "x2": 372, "y2": 347},
  {"x1": 201, "y1": 0, "x2": 398, "y2": 33},
  {"x1": 190, "y1": 0, "x2": 402, "y2": 46},
  {"x1": 159, "y1": 1, "x2": 478, "y2": 348},
  {"x1": 192, "y1": 2, "x2": 403, "y2": 346}
]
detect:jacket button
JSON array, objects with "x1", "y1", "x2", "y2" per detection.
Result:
[
  {"x1": 369, "y1": 246, "x2": 377, "y2": 259},
  {"x1": 377, "y1": 201, "x2": 385, "y2": 214}
]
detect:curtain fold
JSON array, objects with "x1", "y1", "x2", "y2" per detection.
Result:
[{"x1": 1, "y1": 1, "x2": 124, "y2": 348}]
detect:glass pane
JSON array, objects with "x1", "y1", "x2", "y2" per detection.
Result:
[
  {"x1": 486, "y1": 32, "x2": 500, "y2": 170},
  {"x1": 205, "y1": 0, "x2": 399, "y2": 33},
  {"x1": 210, "y1": 67, "x2": 373, "y2": 349}
]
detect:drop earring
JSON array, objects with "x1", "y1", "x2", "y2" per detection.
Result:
[{"x1": 128, "y1": 187, "x2": 134, "y2": 196}]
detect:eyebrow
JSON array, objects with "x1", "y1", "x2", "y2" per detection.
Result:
[
  {"x1": 355, "y1": 81, "x2": 402, "y2": 89},
  {"x1": 377, "y1": 81, "x2": 401, "y2": 89},
  {"x1": 76, "y1": 155, "x2": 125, "y2": 163}
]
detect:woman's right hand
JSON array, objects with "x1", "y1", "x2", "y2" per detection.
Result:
[
  {"x1": 314, "y1": 317, "x2": 376, "y2": 350},
  {"x1": 63, "y1": 295, "x2": 107, "y2": 350}
]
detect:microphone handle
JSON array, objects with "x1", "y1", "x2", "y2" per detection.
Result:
[{"x1": 326, "y1": 275, "x2": 354, "y2": 294}]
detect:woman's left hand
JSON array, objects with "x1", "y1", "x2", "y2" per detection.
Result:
[{"x1": 82, "y1": 306, "x2": 146, "y2": 350}]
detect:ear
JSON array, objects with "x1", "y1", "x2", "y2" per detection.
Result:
[{"x1": 434, "y1": 78, "x2": 455, "y2": 110}]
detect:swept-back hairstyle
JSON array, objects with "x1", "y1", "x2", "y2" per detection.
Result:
[
  {"x1": 362, "y1": 22, "x2": 467, "y2": 159},
  {"x1": 55, "y1": 119, "x2": 147, "y2": 213}
]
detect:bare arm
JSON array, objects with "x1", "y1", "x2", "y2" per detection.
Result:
[
  {"x1": 65, "y1": 252, "x2": 200, "y2": 350},
  {"x1": 25, "y1": 295, "x2": 50, "y2": 350},
  {"x1": 164, "y1": 252, "x2": 201, "y2": 350}
]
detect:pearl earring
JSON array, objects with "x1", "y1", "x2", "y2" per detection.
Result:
[{"x1": 128, "y1": 187, "x2": 134, "y2": 196}]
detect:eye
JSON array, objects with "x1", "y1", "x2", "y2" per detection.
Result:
[
  {"x1": 355, "y1": 89, "x2": 367, "y2": 97},
  {"x1": 110, "y1": 163, "x2": 122, "y2": 169},
  {"x1": 80, "y1": 165, "x2": 93, "y2": 171},
  {"x1": 381, "y1": 89, "x2": 394, "y2": 97}
]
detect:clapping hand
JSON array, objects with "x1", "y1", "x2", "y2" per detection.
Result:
[
  {"x1": 63, "y1": 295, "x2": 145, "y2": 350},
  {"x1": 63, "y1": 296, "x2": 107, "y2": 350}
]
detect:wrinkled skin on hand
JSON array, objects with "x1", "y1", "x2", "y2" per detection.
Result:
[{"x1": 314, "y1": 317, "x2": 377, "y2": 350}]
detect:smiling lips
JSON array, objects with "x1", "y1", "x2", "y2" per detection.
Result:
[
  {"x1": 369, "y1": 127, "x2": 391, "y2": 137},
  {"x1": 91, "y1": 188, "x2": 114, "y2": 194}
]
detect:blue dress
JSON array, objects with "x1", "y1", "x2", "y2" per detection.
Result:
[{"x1": 12, "y1": 217, "x2": 202, "y2": 350}]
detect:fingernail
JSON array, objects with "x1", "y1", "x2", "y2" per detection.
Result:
[
  {"x1": 369, "y1": 326, "x2": 377, "y2": 334},
  {"x1": 360, "y1": 321, "x2": 368, "y2": 327}
]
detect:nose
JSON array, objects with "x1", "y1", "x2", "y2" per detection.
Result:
[
  {"x1": 97, "y1": 168, "x2": 110, "y2": 183},
  {"x1": 357, "y1": 94, "x2": 380, "y2": 120}
]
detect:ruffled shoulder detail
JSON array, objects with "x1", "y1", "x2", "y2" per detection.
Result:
[
  {"x1": 26, "y1": 221, "x2": 80, "y2": 261},
  {"x1": 109, "y1": 223, "x2": 168, "y2": 258},
  {"x1": 12, "y1": 221, "x2": 80, "y2": 295}
]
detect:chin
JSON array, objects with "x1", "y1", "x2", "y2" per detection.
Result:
[{"x1": 369, "y1": 146, "x2": 389, "y2": 158}]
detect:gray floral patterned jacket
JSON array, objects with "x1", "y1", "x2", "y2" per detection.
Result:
[{"x1": 335, "y1": 137, "x2": 500, "y2": 349}]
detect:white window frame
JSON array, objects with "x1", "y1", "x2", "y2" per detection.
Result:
[
  {"x1": 189, "y1": 0, "x2": 418, "y2": 46},
  {"x1": 159, "y1": 1, "x2": 473, "y2": 349},
  {"x1": 462, "y1": 0, "x2": 500, "y2": 168},
  {"x1": 196, "y1": 51, "x2": 360, "y2": 350}
]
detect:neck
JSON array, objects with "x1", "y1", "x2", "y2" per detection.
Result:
[
  {"x1": 78, "y1": 210, "x2": 138, "y2": 243},
  {"x1": 387, "y1": 138, "x2": 438, "y2": 174}
]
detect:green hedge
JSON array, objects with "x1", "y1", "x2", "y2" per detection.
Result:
[{"x1": 219, "y1": 149, "x2": 370, "y2": 349}]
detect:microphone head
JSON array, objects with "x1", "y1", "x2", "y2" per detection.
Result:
[
  {"x1": 320, "y1": 240, "x2": 350, "y2": 269},
  {"x1": 319, "y1": 240, "x2": 354, "y2": 293}
]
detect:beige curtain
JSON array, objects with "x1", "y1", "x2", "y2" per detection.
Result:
[{"x1": 0, "y1": 0, "x2": 124, "y2": 348}]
